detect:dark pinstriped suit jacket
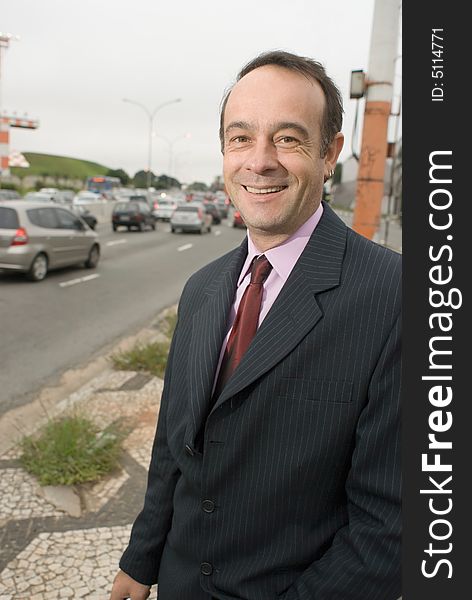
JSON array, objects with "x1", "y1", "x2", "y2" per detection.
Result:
[{"x1": 120, "y1": 203, "x2": 402, "y2": 600}]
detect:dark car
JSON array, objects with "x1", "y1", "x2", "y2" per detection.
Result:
[
  {"x1": 204, "y1": 202, "x2": 222, "y2": 224},
  {"x1": 215, "y1": 196, "x2": 231, "y2": 219},
  {"x1": 73, "y1": 206, "x2": 97, "y2": 230},
  {"x1": 231, "y1": 209, "x2": 246, "y2": 229},
  {"x1": 112, "y1": 201, "x2": 156, "y2": 232}
]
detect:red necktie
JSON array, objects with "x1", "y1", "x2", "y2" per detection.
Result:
[{"x1": 214, "y1": 255, "x2": 273, "y2": 397}]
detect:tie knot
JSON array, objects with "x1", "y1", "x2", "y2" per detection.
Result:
[{"x1": 250, "y1": 255, "x2": 272, "y2": 285}]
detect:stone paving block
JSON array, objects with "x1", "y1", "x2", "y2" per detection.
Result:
[
  {"x1": 0, "y1": 469, "x2": 65, "y2": 522},
  {"x1": 0, "y1": 525, "x2": 156, "y2": 598}
]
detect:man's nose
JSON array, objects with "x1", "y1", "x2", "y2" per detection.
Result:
[{"x1": 244, "y1": 139, "x2": 279, "y2": 174}]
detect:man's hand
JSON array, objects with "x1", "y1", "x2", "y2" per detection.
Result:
[{"x1": 109, "y1": 570, "x2": 151, "y2": 600}]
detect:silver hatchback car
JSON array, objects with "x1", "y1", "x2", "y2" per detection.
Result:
[
  {"x1": 0, "y1": 201, "x2": 100, "y2": 281},
  {"x1": 170, "y1": 202, "x2": 212, "y2": 234}
]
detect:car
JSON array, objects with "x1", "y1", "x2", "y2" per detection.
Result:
[
  {"x1": 170, "y1": 202, "x2": 212, "y2": 234},
  {"x1": 215, "y1": 197, "x2": 230, "y2": 219},
  {"x1": 23, "y1": 192, "x2": 56, "y2": 204},
  {"x1": 203, "y1": 202, "x2": 222, "y2": 224},
  {"x1": 73, "y1": 191, "x2": 103, "y2": 205},
  {"x1": 151, "y1": 197, "x2": 178, "y2": 221},
  {"x1": 112, "y1": 201, "x2": 156, "y2": 231},
  {"x1": 231, "y1": 209, "x2": 246, "y2": 229},
  {"x1": 72, "y1": 206, "x2": 98, "y2": 230},
  {"x1": 0, "y1": 200, "x2": 100, "y2": 282},
  {"x1": 0, "y1": 189, "x2": 21, "y2": 201}
]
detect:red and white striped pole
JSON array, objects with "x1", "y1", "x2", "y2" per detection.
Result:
[
  {"x1": 352, "y1": 0, "x2": 401, "y2": 240},
  {"x1": 0, "y1": 119, "x2": 10, "y2": 176}
]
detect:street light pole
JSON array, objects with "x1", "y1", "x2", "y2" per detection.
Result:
[
  {"x1": 156, "y1": 132, "x2": 191, "y2": 177},
  {"x1": 122, "y1": 97, "x2": 182, "y2": 190},
  {"x1": 0, "y1": 32, "x2": 20, "y2": 114}
]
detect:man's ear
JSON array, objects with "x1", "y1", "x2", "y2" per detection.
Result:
[{"x1": 324, "y1": 132, "x2": 344, "y2": 178}]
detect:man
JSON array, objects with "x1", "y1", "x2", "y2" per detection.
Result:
[{"x1": 110, "y1": 50, "x2": 401, "y2": 600}]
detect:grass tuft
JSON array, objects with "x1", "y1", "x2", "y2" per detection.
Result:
[
  {"x1": 110, "y1": 306, "x2": 177, "y2": 378},
  {"x1": 110, "y1": 340, "x2": 170, "y2": 379},
  {"x1": 20, "y1": 415, "x2": 125, "y2": 486}
]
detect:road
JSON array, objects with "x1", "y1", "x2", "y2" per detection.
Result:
[
  {"x1": 0, "y1": 219, "x2": 246, "y2": 415},
  {"x1": 0, "y1": 207, "x2": 401, "y2": 416}
]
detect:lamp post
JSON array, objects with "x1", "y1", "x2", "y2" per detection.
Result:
[
  {"x1": 122, "y1": 97, "x2": 182, "y2": 190},
  {"x1": 156, "y1": 132, "x2": 191, "y2": 177},
  {"x1": 0, "y1": 32, "x2": 19, "y2": 112}
]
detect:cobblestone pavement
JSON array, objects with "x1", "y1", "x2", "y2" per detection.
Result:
[{"x1": 0, "y1": 360, "x2": 164, "y2": 599}]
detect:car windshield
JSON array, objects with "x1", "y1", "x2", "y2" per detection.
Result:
[
  {"x1": 176, "y1": 206, "x2": 199, "y2": 213},
  {"x1": 24, "y1": 193, "x2": 51, "y2": 201},
  {"x1": 114, "y1": 202, "x2": 138, "y2": 211},
  {"x1": 0, "y1": 207, "x2": 20, "y2": 229}
]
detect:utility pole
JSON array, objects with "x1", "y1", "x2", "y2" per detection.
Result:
[
  {"x1": 122, "y1": 97, "x2": 182, "y2": 190},
  {"x1": 0, "y1": 32, "x2": 38, "y2": 183},
  {"x1": 352, "y1": 0, "x2": 401, "y2": 240}
]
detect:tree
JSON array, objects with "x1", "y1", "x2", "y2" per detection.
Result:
[
  {"x1": 132, "y1": 170, "x2": 155, "y2": 188},
  {"x1": 210, "y1": 175, "x2": 225, "y2": 192},
  {"x1": 107, "y1": 168, "x2": 130, "y2": 185},
  {"x1": 187, "y1": 181, "x2": 208, "y2": 192},
  {"x1": 154, "y1": 174, "x2": 181, "y2": 190}
]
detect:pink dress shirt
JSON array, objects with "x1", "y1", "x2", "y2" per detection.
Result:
[{"x1": 212, "y1": 203, "x2": 324, "y2": 389}]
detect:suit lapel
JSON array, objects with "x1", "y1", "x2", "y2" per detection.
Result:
[
  {"x1": 211, "y1": 204, "x2": 348, "y2": 412},
  {"x1": 185, "y1": 240, "x2": 248, "y2": 448}
]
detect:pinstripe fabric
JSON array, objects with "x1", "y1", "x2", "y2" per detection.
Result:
[{"x1": 120, "y1": 203, "x2": 402, "y2": 600}]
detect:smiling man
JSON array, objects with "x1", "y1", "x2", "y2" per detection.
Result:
[{"x1": 110, "y1": 51, "x2": 401, "y2": 600}]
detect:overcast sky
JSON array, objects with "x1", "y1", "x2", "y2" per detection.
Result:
[{"x1": 2, "y1": 0, "x2": 393, "y2": 185}]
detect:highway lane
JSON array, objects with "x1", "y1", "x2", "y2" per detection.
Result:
[{"x1": 0, "y1": 220, "x2": 246, "y2": 415}]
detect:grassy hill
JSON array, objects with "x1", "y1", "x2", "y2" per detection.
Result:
[{"x1": 11, "y1": 153, "x2": 112, "y2": 179}]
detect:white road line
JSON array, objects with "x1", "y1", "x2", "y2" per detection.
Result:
[
  {"x1": 106, "y1": 239, "x2": 128, "y2": 247},
  {"x1": 59, "y1": 273, "x2": 101, "y2": 288},
  {"x1": 177, "y1": 243, "x2": 193, "y2": 252},
  {"x1": 214, "y1": 230, "x2": 222, "y2": 236}
]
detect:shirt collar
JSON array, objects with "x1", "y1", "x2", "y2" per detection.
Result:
[{"x1": 238, "y1": 203, "x2": 324, "y2": 286}]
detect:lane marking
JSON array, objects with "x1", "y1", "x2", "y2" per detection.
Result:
[
  {"x1": 177, "y1": 243, "x2": 193, "y2": 252},
  {"x1": 59, "y1": 273, "x2": 101, "y2": 288},
  {"x1": 214, "y1": 230, "x2": 221, "y2": 236},
  {"x1": 106, "y1": 239, "x2": 128, "y2": 247}
]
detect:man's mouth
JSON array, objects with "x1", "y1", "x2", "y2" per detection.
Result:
[{"x1": 242, "y1": 185, "x2": 287, "y2": 195}]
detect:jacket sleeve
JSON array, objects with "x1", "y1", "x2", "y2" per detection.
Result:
[
  {"x1": 281, "y1": 310, "x2": 402, "y2": 600},
  {"x1": 119, "y1": 318, "x2": 181, "y2": 586}
]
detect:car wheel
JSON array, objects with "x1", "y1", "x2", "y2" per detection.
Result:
[
  {"x1": 151, "y1": 222, "x2": 156, "y2": 231},
  {"x1": 27, "y1": 253, "x2": 48, "y2": 282},
  {"x1": 139, "y1": 222, "x2": 145, "y2": 232},
  {"x1": 85, "y1": 244, "x2": 100, "y2": 268},
  {"x1": 171, "y1": 227, "x2": 176, "y2": 233},
  {"x1": 112, "y1": 224, "x2": 117, "y2": 231},
  {"x1": 208, "y1": 225, "x2": 212, "y2": 233}
]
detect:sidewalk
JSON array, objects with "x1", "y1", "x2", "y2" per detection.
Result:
[{"x1": 0, "y1": 313, "x2": 172, "y2": 599}]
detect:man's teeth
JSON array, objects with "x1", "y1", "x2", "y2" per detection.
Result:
[{"x1": 245, "y1": 186, "x2": 286, "y2": 194}]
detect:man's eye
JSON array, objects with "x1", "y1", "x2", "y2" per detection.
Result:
[
  {"x1": 277, "y1": 136, "x2": 298, "y2": 145},
  {"x1": 231, "y1": 136, "x2": 249, "y2": 143}
]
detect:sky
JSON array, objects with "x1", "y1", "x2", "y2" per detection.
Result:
[{"x1": 1, "y1": 0, "x2": 399, "y2": 186}]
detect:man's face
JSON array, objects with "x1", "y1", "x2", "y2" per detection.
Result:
[{"x1": 223, "y1": 65, "x2": 342, "y2": 246}]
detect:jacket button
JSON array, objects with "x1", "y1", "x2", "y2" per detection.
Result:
[
  {"x1": 185, "y1": 444, "x2": 194, "y2": 456},
  {"x1": 200, "y1": 562, "x2": 213, "y2": 576},
  {"x1": 202, "y1": 499, "x2": 215, "y2": 513}
]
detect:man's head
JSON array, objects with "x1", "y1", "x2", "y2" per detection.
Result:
[{"x1": 221, "y1": 50, "x2": 344, "y2": 250}]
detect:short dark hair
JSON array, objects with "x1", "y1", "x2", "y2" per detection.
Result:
[{"x1": 219, "y1": 50, "x2": 343, "y2": 157}]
